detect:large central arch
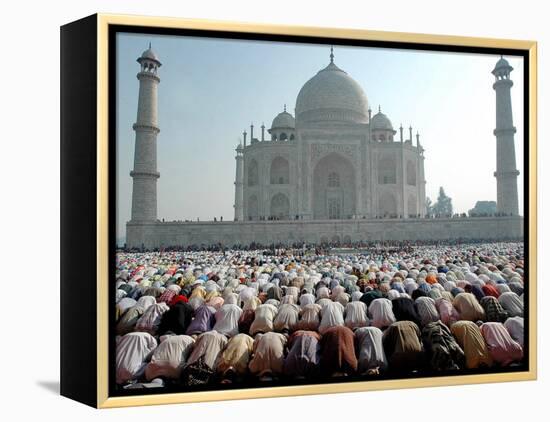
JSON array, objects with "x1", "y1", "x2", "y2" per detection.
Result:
[{"x1": 312, "y1": 152, "x2": 356, "y2": 219}]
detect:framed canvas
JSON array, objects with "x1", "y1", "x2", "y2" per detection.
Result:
[{"x1": 60, "y1": 13, "x2": 537, "y2": 408}]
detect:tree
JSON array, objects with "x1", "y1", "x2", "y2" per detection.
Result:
[
  {"x1": 426, "y1": 197, "x2": 433, "y2": 217},
  {"x1": 431, "y1": 187, "x2": 453, "y2": 217}
]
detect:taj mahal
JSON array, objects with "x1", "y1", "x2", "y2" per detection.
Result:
[{"x1": 126, "y1": 45, "x2": 523, "y2": 249}]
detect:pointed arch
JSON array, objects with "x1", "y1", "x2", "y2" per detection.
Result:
[
  {"x1": 378, "y1": 155, "x2": 396, "y2": 184},
  {"x1": 270, "y1": 193, "x2": 290, "y2": 219},
  {"x1": 247, "y1": 195, "x2": 259, "y2": 220},
  {"x1": 313, "y1": 153, "x2": 356, "y2": 220},
  {"x1": 378, "y1": 191, "x2": 397, "y2": 218},
  {"x1": 247, "y1": 159, "x2": 259, "y2": 186},
  {"x1": 407, "y1": 160, "x2": 417, "y2": 186},
  {"x1": 270, "y1": 157, "x2": 290, "y2": 185},
  {"x1": 408, "y1": 195, "x2": 417, "y2": 218}
]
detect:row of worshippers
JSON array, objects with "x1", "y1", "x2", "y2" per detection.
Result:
[{"x1": 116, "y1": 317, "x2": 523, "y2": 387}]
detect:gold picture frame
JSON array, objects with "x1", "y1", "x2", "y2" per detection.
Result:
[{"x1": 60, "y1": 13, "x2": 537, "y2": 408}]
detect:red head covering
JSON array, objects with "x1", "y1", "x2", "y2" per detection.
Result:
[
  {"x1": 169, "y1": 295, "x2": 189, "y2": 306},
  {"x1": 482, "y1": 284, "x2": 500, "y2": 298}
]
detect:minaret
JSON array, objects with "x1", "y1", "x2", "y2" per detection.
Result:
[
  {"x1": 130, "y1": 44, "x2": 161, "y2": 222},
  {"x1": 492, "y1": 56, "x2": 519, "y2": 216},
  {"x1": 234, "y1": 143, "x2": 244, "y2": 221}
]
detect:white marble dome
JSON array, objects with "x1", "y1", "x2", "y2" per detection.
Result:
[
  {"x1": 271, "y1": 110, "x2": 295, "y2": 129},
  {"x1": 295, "y1": 61, "x2": 369, "y2": 124},
  {"x1": 140, "y1": 47, "x2": 159, "y2": 62},
  {"x1": 371, "y1": 110, "x2": 393, "y2": 130}
]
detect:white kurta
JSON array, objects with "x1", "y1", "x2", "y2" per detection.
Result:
[
  {"x1": 344, "y1": 301, "x2": 369, "y2": 329},
  {"x1": 145, "y1": 335, "x2": 195, "y2": 380},
  {"x1": 213, "y1": 304, "x2": 243, "y2": 337},
  {"x1": 116, "y1": 332, "x2": 158, "y2": 384},
  {"x1": 318, "y1": 301, "x2": 345, "y2": 334}
]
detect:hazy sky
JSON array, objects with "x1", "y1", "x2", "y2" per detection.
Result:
[{"x1": 116, "y1": 33, "x2": 524, "y2": 242}]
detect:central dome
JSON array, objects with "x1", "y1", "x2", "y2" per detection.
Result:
[{"x1": 295, "y1": 60, "x2": 369, "y2": 124}]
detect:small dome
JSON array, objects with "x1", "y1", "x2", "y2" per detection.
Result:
[
  {"x1": 492, "y1": 56, "x2": 513, "y2": 74},
  {"x1": 370, "y1": 109, "x2": 393, "y2": 131},
  {"x1": 295, "y1": 59, "x2": 369, "y2": 124},
  {"x1": 141, "y1": 47, "x2": 158, "y2": 61},
  {"x1": 138, "y1": 44, "x2": 161, "y2": 65},
  {"x1": 271, "y1": 109, "x2": 295, "y2": 129}
]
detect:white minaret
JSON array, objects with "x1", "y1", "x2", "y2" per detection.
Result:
[
  {"x1": 130, "y1": 44, "x2": 161, "y2": 221},
  {"x1": 492, "y1": 56, "x2": 519, "y2": 216},
  {"x1": 234, "y1": 143, "x2": 244, "y2": 221}
]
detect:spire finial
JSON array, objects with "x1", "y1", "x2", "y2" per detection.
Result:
[
  {"x1": 330, "y1": 46, "x2": 334, "y2": 63},
  {"x1": 378, "y1": 105, "x2": 381, "y2": 113},
  {"x1": 284, "y1": 104, "x2": 287, "y2": 112},
  {"x1": 149, "y1": 42, "x2": 151, "y2": 49}
]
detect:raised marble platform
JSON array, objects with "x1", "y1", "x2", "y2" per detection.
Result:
[{"x1": 126, "y1": 216, "x2": 524, "y2": 249}]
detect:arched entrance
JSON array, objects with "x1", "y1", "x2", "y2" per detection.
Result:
[
  {"x1": 270, "y1": 157, "x2": 290, "y2": 185},
  {"x1": 408, "y1": 194, "x2": 417, "y2": 218},
  {"x1": 247, "y1": 195, "x2": 259, "y2": 220},
  {"x1": 313, "y1": 153, "x2": 356, "y2": 219},
  {"x1": 270, "y1": 193, "x2": 290, "y2": 219},
  {"x1": 378, "y1": 192, "x2": 397, "y2": 218}
]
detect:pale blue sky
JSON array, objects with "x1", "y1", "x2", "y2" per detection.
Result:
[{"x1": 116, "y1": 33, "x2": 524, "y2": 242}]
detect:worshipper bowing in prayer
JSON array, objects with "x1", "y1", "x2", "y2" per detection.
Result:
[
  {"x1": 504, "y1": 316, "x2": 524, "y2": 348},
  {"x1": 498, "y1": 291, "x2": 524, "y2": 317},
  {"x1": 383, "y1": 320, "x2": 426, "y2": 373},
  {"x1": 144, "y1": 334, "x2": 195, "y2": 381},
  {"x1": 116, "y1": 304, "x2": 145, "y2": 335},
  {"x1": 157, "y1": 301, "x2": 194, "y2": 336},
  {"x1": 181, "y1": 330, "x2": 228, "y2": 385},
  {"x1": 320, "y1": 325, "x2": 358, "y2": 377},
  {"x1": 213, "y1": 303, "x2": 243, "y2": 337},
  {"x1": 216, "y1": 333, "x2": 255, "y2": 383},
  {"x1": 391, "y1": 297, "x2": 421, "y2": 327},
  {"x1": 452, "y1": 293, "x2": 486, "y2": 322},
  {"x1": 369, "y1": 298, "x2": 396, "y2": 329},
  {"x1": 296, "y1": 302, "x2": 322, "y2": 331},
  {"x1": 415, "y1": 296, "x2": 440, "y2": 327},
  {"x1": 248, "y1": 332, "x2": 288, "y2": 381},
  {"x1": 450, "y1": 320, "x2": 493, "y2": 369},
  {"x1": 480, "y1": 322, "x2": 523, "y2": 366},
  {"x1": 421, "y1": 321, "x2": 465, "y2": 371},
  {"x1": 355, "y1": 326, "x2": 387, "y2": 375},
  {"x1": 480, "y1": 296, "x2": 508, "y2": 323},
  {"x1": 318, "y1": 300, "x2": 345, "y2": 334},
  {"x1": 344, "y1": 300, "x2": 369, "y2": 329},
  {"x1": 116, "y1": 332, "x2": 158, "y2": 384},
  {"x1": 283, "y1": 330, "x2": 321, "y2": 379},
  {"x1": 186, "y1": 304, "x2": 216, "y2": 336},
  {"x1": 273, "y1": 303, "x2": 300, "y2": 333},
  {"x1": 116, "y1": 297, "x2": 137, "y2": 321},
  {"x1": 249, "y1": 303, "x2": 279, "y2": 336}
]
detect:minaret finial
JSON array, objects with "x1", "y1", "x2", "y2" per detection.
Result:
[
  {"x1": 330, "y1": 46, "x2": 334, "y2": 63},
  {"x1": 149, "y1": 42, "x2": 151, "y2": 49},
  {"x1": 378, "y1": 105, "x2": 381, "y2": 113},
  {"x1": 284, "y1": 104, "x2": 287, "y2": 112}
]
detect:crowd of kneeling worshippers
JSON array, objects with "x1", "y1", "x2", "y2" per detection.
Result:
[{"x1": 114, "y1": 242, "x2": 525, "y2": 389}]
